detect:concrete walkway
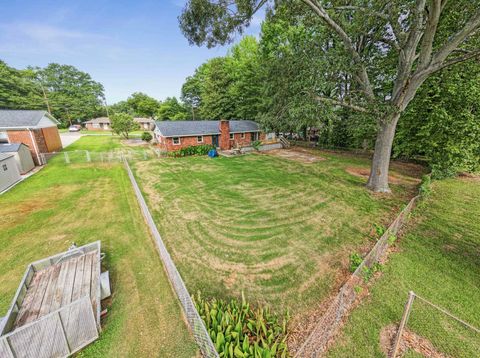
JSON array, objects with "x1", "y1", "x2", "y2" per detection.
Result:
[{"x1": 60, "y1": 132, "x2": 84, "y2": 148}]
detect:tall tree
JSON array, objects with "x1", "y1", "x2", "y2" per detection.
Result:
[
  {"x1": 125, "y1": 92, "x2": 160, "y2": 117},
  {"x1": 33, "y1": 63, "x2": 105, "y2": 124},
  {"x1": 179, "y1": 0, "x2": 480, "y2": 192},
  {"x1": 0, "y1": 60, "x2": 44, "y2": 110},
  {"x1": 156, "y1": 97, "x2": 189, "y2": 120}
]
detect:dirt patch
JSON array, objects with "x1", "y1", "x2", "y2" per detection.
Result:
[
  {"x1": 122, "y1": 139, "x2": 149, "y2": 147},
  {"x1": 266, "y1": 147, "x2": 326, "y2": 163},
  {"x1": 380, "y1": 324, "x2": 451, "y2": 358},
  {"x1": 345, "y1": 167, "x2": 420, "y2": 186}
]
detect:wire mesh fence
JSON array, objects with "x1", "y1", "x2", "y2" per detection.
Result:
[
  {"x1": 41, "y1": 149, "x2": 166, "y2": 165},
  {"x1": 295, "y1": 196, "x2": 419, "y2": 357},
  {"x1": 391, "y1": 291, "x2": 480, "y2": 358},
  {"x1": 124, "y1": 160, "x2": 218, "y2": 358}
]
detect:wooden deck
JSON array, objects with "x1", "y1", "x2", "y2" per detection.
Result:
[{"x1": 13, "y1": 250, "x2": 100, "y2": 330}]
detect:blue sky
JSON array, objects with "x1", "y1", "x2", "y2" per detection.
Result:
[{"x1": 0, "y1": 0, "x2": 263, "y2": 104}]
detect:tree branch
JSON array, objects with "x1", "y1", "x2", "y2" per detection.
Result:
[
  {"x1": 430, "y1": 9, "x2": 480, "y2": 65},
  {"x1": 313, "y1": 95, "x2": 368, "y2": 113},
  {"x1": 301, "y1": 0, "x2": 375, "y2": 99},
  {"x1": 418, "y1": 0, "x2": 442, "y2": 69},
  {"x1": 421, "y1": 48, "x2": 480, "y2": 75}
]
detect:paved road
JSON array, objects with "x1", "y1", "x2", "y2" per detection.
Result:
[{"x1": 60, "y1": 132, "x2": 83, "y2": 148}]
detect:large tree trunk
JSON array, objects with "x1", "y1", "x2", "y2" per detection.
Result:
[{"x1": 366, "y1": 112, "x2": 401, "y2": 193}]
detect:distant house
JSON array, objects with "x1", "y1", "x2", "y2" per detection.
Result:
[
  {"x1": 134, "y1": 118, "x2": 155, "y2": 131},
  {"x1": 0, "y1": 153, "x2": 21, "y2": 193},
  {"x1": 0, "y1": 110, "x2": 63, "y2": 165},
  {"x1": 85, "y1": 117, "x2": 111, "y2": 131},
  {"x1": 0, "y1": 143, "x2": 35, "y2": 174},
  {"x1": 154, "y1": 120, "x2": 264, "y2": 152},
  {"x1": 85, "y1": 117, "x2": 155, "y2": 131}
]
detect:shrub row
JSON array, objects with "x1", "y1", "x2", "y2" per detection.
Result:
[{"x1": 168, "y1": 144, "x2": 215, "y2": 157}]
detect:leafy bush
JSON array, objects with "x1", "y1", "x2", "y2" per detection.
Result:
[
  {"x1": 252, "y1": 140, "x2": 262, "y2": 150},
  {"x1": 193, "y1": 292, "x2": 289, "y2": 358},
  {"x1": 141, "y1": 131, "x2": 153, "y2": 142},
  {"x1": 349, "y1": 253, "x2": 363, "y2": 273},
  {"x1": 361, "y1": 262, "x2": 382, "y2": 282},
  {"x1": 168, "y1": 144, "x2": 214, "y2": 157},
  {"x1": 419, "y1": 174, "x2": 432, "y2": 198},
  {"x1": 373, "y1": 223, "x2": 386, "y2": 237}
]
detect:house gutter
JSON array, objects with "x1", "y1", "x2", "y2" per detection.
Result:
[{"x1": 28, "y1": 128, "x2": 42, "y2": 165}]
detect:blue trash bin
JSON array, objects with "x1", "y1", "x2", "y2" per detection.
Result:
[{"x1": 208, "y1": 149, "x2": 218, "y2": 158}]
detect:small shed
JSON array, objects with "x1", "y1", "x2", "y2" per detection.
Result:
[
  {"x1": 0, "y1": 153, "x2": 21, "y2": 193},
  {"x1": 0, "y1": 143, "x2": 35, "y2": 174}
]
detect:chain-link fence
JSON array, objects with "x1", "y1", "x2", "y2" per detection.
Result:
[
  {"x1": 41, "y1": 149, "x2": 166, "y2": 165},
  {"x1": 124, "y1": 160, "x2": 218, "y2": 358},
  {"x1": 391, "y1": 291, "x2": 480, "y2": 358},
  {"x1": 294, "y1": 196, "x2": 419, "y2": 357}
]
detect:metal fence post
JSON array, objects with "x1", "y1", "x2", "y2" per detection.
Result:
[
  {"x1": 64, "y1": 152, "x2": 70, "y2": 164},
  {"x1": 391, "y1": 291, "x2": 415, "y2": 358},
  {"x1": 86, "y1": 150, "x2": 91, "y2": 162}
]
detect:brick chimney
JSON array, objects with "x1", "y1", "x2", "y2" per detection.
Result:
[{"x1": 219, "y1": 119, "x2": 231, "y2": 150}]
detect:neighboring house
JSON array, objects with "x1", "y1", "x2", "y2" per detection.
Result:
[
  {"x1": 85, "y1": 117, "x2": 155, "y2": 131},
  {"x1": 0, "y1": 143, "x2": 35, "y2": 174},
  {"x1": 134, "y1": 118, "x2": 155, "y2": 131},
  {"x1": 85, "y1": 117, "x2": 111, "y2": 131},
  {"x1": 0, "y1": 110, "x2": 63, "y2": 165},
  {"x1": 0, "y1": 153, "x2": 21, "y2": 193},
  {"x1": 154, "y1": 120, "x2": 264, "y2": 152}
]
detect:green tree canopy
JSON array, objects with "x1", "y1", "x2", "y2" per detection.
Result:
[
  {"x1": 110, "y1": 113, "x2": 140, "y2": 139},
  {"x1": 156, "y1": 97, "x2": 189, "y2": 120}
]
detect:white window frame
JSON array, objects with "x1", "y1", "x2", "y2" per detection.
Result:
[
  {"x1": 92, "y1": 123, "x2": 100, "y2": 129},
  {"x1": 197, "y1": 136, "x2": 203, "y2": 143},
  {"x1": 172, "y1": 137, "x2": 181, "y2": 145},
  {"x1": 229, "y1": 133, "x2": 234, "y2": 140}
]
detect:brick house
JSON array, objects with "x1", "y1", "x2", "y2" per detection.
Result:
[
  {"x1": 84, "y1": 117, "x2": 111, "y2": 131},
  {"x1": 0, "y1": 110, "x2": 62, "y2": 165},
  {"x1": 85, "y1": 117, "x2": 155, "y2": 131},
  {"x1": 154, "y1": 120, "x2": 264, "y2": 152}
]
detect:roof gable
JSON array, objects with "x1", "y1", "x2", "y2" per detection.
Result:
[
  {"x1": 0, "y1": 153, "x2": 15, "y2": 161},
  {"x1": 0, "y1": 143, "x2": 26, "y2": 153},
  {"x1": 0, "y1": 110, "x2": 59, "y2": 129}
]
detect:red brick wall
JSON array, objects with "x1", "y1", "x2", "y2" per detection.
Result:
[
  {"x1": 86, "y1": 123, "x2": 110, "y2": 131},
  {"x1": 156, "y1": 131, "x2": 265, "y2": 152},
  {"x1": 219, "y1": 120, "x2": 230, "y2": 150},
  {"x1": 157, "y1": 135, "x2": 213, "y2": 151}
]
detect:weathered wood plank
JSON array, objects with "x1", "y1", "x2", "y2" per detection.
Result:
[
  {"x1": 81, "y1": 253, "x2": 93, "y2": 298},
  {"x1": 14, "y1": 270, "x2": 45, "y2": 327},
  {"x1": 60, "y1": 256, "x2": 79, "y2": 306},
  {"x1": 50, "y1": 260, "x2": 70, "y2": 312},
  {"x1": 23, "y1": 265, "x2": 55, "y2": 325},
  {"x1": 71, "y1": 255, "x2": 86, "y2": 302},
  {"x1": 38, "y1": 263, "x2": 62, "y2": 317}
]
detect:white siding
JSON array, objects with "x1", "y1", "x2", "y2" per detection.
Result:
[
  {"x1": 0, "y1": 156, "x2": 21, "y2": 192},
  {"x1": 36, "y1": 115, "x2": 58, "y2": 129}
]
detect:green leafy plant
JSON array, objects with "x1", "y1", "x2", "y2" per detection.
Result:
[
  {"x1": 252, "y1": 140, "x2": 262, "y2": 151},
  {"x1": 349, "y1": 253, "x2": 363, "y2": 273},
  {"x1": 361, "y1": 262, "x2": 382, "y2": 283},
  {"x1": 419, "y1": 174, "x2": 432, "y2": 198},
  {"x1": 387, "y1": 234, "x2": 397, "y2": 245},
  {"x1": 141, "y1": 131, "x2": 153, "y2": 142},
  {"x1": 373, "y1": 223, "x2": 386, "y2": 237},
  {"x1": 193, "y1": 292, "x2": 289, "y2": 358},
  {"x1": 168, "y1": 144, "x2": 214, "y2": 157}
]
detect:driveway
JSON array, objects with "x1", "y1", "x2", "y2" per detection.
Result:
[{"x1": 60, "y1": 132, "x2": 83, "y2": 148}]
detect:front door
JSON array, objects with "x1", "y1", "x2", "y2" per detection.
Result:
[{"x1": 212, "y1": 135, "x2": 219, "y2": 148}]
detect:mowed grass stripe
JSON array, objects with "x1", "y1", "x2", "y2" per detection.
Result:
[{"x1": 132, "y1": 151, "x2": 417, "y2": 319}]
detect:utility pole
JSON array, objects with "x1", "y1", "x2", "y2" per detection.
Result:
[
  {"x1": 41, "y1": 84, "x2": 52, "y2": 115},
  {"x1": 104, "y1": 98, "x2": 110, "y2": 118}
]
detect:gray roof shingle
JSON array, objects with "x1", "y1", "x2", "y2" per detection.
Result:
[
  {"x1": 0, "y1": 153, "x2": 15, "y2": 161},
  {"x1": 0, "y1": 143, "x2": 23, "y2": 153},
  {"x1": 154, "y1": 120, "x2": 260, "y2": 137},
  {"x1": 0, "y1": 110, "x2": 50, "y2": 128}
]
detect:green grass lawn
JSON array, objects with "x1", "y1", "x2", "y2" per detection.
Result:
[
  {"x1": 132, "y1": 149, "x2": 421, "y2": 328},
  {"x1": 327, "y1": 178, "x2": 480, "y2": 357},
  {"x1": 67, "y1": 135, "x2": 123, "y2": 151},
  {"x1": 0, "y1": 141, "x2": 197, "y2": 357}
]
